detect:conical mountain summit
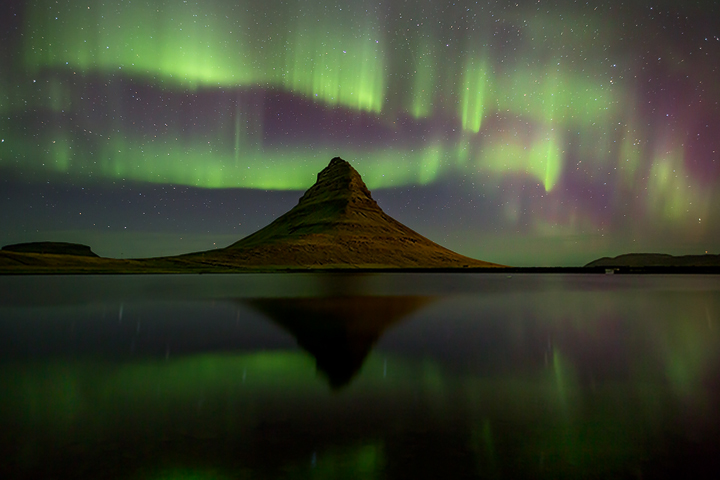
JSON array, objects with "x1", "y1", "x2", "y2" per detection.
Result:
[
  {"x1": 201, "y1": 157, "x2": 499, "y2": 269},
  {"x1": 227, "y1": 157, "x2": 383, "y2": 248}
]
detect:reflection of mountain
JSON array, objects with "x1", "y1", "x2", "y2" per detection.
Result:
[{"x1": 245, "y1": 296, "x2": 433, "y2": 388}]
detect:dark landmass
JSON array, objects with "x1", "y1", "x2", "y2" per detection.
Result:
[
  {"x1": 2, "y1": 241, "x2": 98, "y2": 257},
  {"x1": 586, "y1": 253, "x2": 720, "y2": 268},
  {"x1": 0, "y1": 157, "x2": 502, "y2": 274},
  {"x1": 0, "y1": 250, "x2": 204, "y2": 274},
  {"x1": 2, "y1": 159, "x2": 718, "y2": 274}
]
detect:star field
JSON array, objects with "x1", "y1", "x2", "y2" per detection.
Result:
[{"x1": 1, "y1": 0, "x2": 719, "y2": 265}]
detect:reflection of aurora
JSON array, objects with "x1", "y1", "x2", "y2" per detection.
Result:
[
  {"x1": 1, "y1": 345, "x2": 717, "y2": 478},
  {"x1": 2, "y1": 277, "x2": 720, "y2": 478}
]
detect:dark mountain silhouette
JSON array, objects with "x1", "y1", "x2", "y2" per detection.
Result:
[
  {"x1": 245, "y1": 295, "x2": 433, "y2": 388},
  {"x1": 190, "y1": 157, "x2": 500, "y2": 269},
  {"x1": 2, "y1": 242, "x2": 98, "y2": 257},
  {"x1": 586, "y1": 253, "x2": 720, "y2": 268}
]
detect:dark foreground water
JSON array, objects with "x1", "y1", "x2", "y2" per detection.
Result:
[{"x1": 1, "y1": 273, "x2": 719, "y2": 479}]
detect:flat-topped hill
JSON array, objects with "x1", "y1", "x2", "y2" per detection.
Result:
[
  {"x1": 2, "y1": 242, "x2": 98, "y2": 257},
  {"x1": 586, "y1": 253, "x2": 720, "y2": 268}
]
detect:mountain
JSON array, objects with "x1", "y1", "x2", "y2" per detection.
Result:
[
  {"x1": 0, "y1": 158, "x2": 500, "y2": 273},
  {"x1": 585, "y1": 253, "x2": 720, "y2": 268},
  {"x1": 192, "y1": 157, "x2": 500, "y2": 269}
]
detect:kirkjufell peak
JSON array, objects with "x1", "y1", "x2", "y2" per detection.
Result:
[
  {"x1": 296, "y1": 157, "x2": 377, "y2": 211},
  {"x1": 206, "y1": 157, "x2": 501, "y2": 269}
]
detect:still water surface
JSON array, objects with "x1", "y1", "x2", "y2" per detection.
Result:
[{"x1": 1, "y1": 274, "x2": 719, "y2": 479}]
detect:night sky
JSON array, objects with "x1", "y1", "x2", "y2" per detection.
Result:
[{"x1": 1, "y1": 0, "x2": 719, "y2": 266}]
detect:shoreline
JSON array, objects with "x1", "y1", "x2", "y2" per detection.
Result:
[{"x1": 2, "y1": 265, "x2": 720, "y2": 275}]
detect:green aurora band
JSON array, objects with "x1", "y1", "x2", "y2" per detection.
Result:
[
  {"x1": 1, "y1": 0, "x2": 716, "y2": 240},
  {"x1": 11, "y1": 0, "x2": 617, "y2": 189},
  {"x1": 22, "y1": 0, "x2": 386, "y2": 112}
]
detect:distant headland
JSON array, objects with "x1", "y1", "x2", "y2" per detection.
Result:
[
  {"x1": 2, "y1": 242, "x2": 99, "y2": 257},
  {"x1": 584, "y1": 253, "x2": 720, "y2": 273}
]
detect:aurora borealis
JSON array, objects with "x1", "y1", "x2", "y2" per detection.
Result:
[{"x1": 1, "y1": 0, "x2": 719, "y2": 265}]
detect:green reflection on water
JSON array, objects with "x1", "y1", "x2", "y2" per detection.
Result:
[
  {"x1": 138, "y1": 443, "x2": 383, "y2": 480},
  {"x1": 0, "y1": 341, "x2": 715, "y2": 479},
  {"x1": 143, "y1": 468, "x2": 232, "y2": 480},
  {"x1": 3, "y1": 352, "x2": 315, "y2": 429},
  {"x1": 1, "y1": 351, "x2": 391, "y2": 479},
  {"x1": 2, "y1": 276, "x2": 720, "y2": 478}
]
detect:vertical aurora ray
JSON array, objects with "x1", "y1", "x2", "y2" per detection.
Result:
[
  {"x1": 403, "y1": 30, "x2": 438, "y2": 119},
  {"x1": 647, "y1": 143, "x2": 712, "y2": 227},
  {"x1": 284, "y1": 11, "x2": 385, "y2": 114},
  {"x1": 460, "y1": 57, "x2": 490, "y2": 133},
  {"x1": 618, "y1": 118, "x2": 645, "y2": 190},
  {"x1": 455, "y1": 21, "x2": 493, "y2": 133},
  {"x1": 473, "y1": 129, "x2": 563, "y2": 192}
]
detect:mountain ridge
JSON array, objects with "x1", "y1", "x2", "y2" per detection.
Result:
[{"x1": 585, "y1": 253, "x2": 720, "y2": 268}]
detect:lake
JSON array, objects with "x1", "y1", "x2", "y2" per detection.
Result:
[{"x1": 1, "y1": 273, "x2": 719, "y2": 479}]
